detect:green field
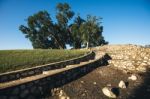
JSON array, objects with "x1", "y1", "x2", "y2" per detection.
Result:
[{"x1": 0, "y1": 49, "x2": 88, "y2": 73}]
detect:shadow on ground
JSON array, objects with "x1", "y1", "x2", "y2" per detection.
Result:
[
  {"x1": 42, "y1": 53, "x2": 112, "y2": 98},
  {"x1": 127, "y1": 68, "x2": 150, "y2": 99}
]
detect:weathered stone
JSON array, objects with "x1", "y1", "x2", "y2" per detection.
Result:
[
  {"x1": 93, "y1": 82, "x2": 97, "y2": 85},
  {"x1": 107, "y1": 84, "x2": 112, "y2": 87},
  {"x1": 16, "y1": 74, "x2": 20, "y2": 78},
  {"x1": 59, "y1": 96, "x2": 70, "y2": 99},
  {"x1": 9, "y1": 75, "x2": 16, "y2": 80},
  {"x1": 81, "y1": 81, "x2": 84, "y2": 83},
  {"x1": 20, "y1": 89, "x2": 29, "y2": 98},
  {"x1": 46, "y1": 77, "x2": 51, "y2": 80},
  {"x1": 0, "y1": 96, "x2": 7, "y2": 99},
  {"x1": 51, "y1": 88, "x2": 70, "y2": 99},
  {"x1": 30, "y1": 86, "x2": 37, "y2": 94},
  {"x1": 144, "y1": 56, "x2": 148, "y2": 60},
  {"x1": 35, "y1": 69, "x2": 41, "y2": 73},
  {"x1": 43, "y1": 71, "x2": 49, "y2": 75},
  {"x1": 21, "y1": 72, "x2": 27, "y2": 76},
  {"x1": 0, "y1": 76, "x2": 7, "y2": 82},
  {"x1": 12, "y1": 87, "x2": 20, "y2": 95},
  {"x1": 136, "y1": 66, "x2": 146, "y2": 72},
  {"x1": 102, "y1": 87, "x2": 117, "y2": 98},
  {"x1": 141, "y1": 62, "x2": 147, "y2": 66},
  {"x1": 9, "y1": 96, "x2": 19, "y2": 99},
  {"x1": 51, "y1": 88, "x2": 59, "y2": 96},
  {"x1": 148, "y1": 62, "x2": 150, "y2": 65},
  {"x1": 101, "y1": 45, "x2": 150, "y2": 73},
  {"x1": 33, "y1": 87, "x2": 41, "y2": 95},
  {"x1": 28, "y1": 71, "x2": 34, "y2": 75},
  {"x1": 38, "y1": 86, "x2": 43, "y2": 94},
  {"x1": 34, "y1": 80, "x2": 39, "y2": 84},
  {"x1": 128, "y1": 75, "x2": 137, "y2": 81},
  {"x1": 143, "y1": 60, "x2": 148, "y2": 63},
  {"x1": 61, "y1": 79, "x2": 66, "y2": 84},
  {"x1": 20, "y1": 85, "x2": 26, "y2": 90},
  {"x1": 26, "y1": 95, "x2": 35, "y2": 99},
  {"x1": 27, "y1": 82, "x2": 34, "y2": 88},
  {"x1": 118, "y1": 80, "x2": 127, "y2": 89}
]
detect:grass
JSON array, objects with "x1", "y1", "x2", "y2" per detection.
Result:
[{"x1": 0, "y1": 49, "x2": 88, "y2": 73}]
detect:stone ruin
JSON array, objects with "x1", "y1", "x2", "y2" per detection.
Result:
[{"x1": 97, "y1": 44, "x2": 150, "y2": 73}]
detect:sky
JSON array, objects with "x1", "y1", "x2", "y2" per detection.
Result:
[{"x1": 0, "y1": 0, "x2": 150, "y2": 49}]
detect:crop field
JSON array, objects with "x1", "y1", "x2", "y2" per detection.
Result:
[{"x1": 0, "y1": 49, "x2": 88, "y2": 73}]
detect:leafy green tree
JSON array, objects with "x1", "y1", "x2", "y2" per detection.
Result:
[
  {"x1": 70, "y1": 15, "x2": 85, "y2": 48},
  {"x1": 19, "y1": 11, "x2": 63, "y2": 49},
  {"x1": 56, "y1": 3, "x2": 74, "y2": 48},
  {"x1": 89, "y1": 24, "x2": 108, "y2": 46},
  {"x1": 19, "y1": 3, "x2": 108, "y2": 49},
  {"x1": 80, "y1": 15, "x2": 108, "y2": 48},
  {"x1": 19, "y1": 11, "x2": 52, "y2": 49}
]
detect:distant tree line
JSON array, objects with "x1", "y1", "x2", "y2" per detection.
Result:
[{"x1": 19, "y1": 3, "x2": 108, "y2": 49}]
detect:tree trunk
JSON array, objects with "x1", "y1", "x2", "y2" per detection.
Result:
[
  {"x1": 74, "y1": 41, "x2": 81, "y2": 49},
  {"x1": 86, "y1": 42, "x2": 89, "y2": 49},
  {"x1": 50, "y1": 33, "x2": 64, "y2": 49}
]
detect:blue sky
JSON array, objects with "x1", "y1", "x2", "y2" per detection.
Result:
[{"x1": 0, "y1": 0, "x2": 150, "y2": 49}]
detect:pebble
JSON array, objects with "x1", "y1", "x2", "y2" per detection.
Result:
[
  {"x1": 93, "y1": 82, "x2": 97, "y2": 85},
  {"x1": 118, "y1": 80, "x2": 127, "y2": 89},
  {"x1": 128, "y1": 75, "x2": 137, "y2": 81},
  {"x1": 102, "y1": 87, "x2": 117, "y2": 98},
  {"x1": 81, "y1": 81, "x2": 84, "y2": 83}
]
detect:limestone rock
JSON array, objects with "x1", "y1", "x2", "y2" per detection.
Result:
[
  {"x1": 102, "y1": 87, "x2": 117, "y2": 98},
  {"x1": 128, "y1": 75, "x2": 137, "y2": 81},
  {"x1": 59, "y1": 96, "x2": 70, "y2": 99},
  {"x1": 51, "y1": 88, "x2": 69, "y2": 99},
  {"x1": 42, "y1": 71, "x2": 49, "y2": 75},
  {"x1": 107, "y1": 84, "x2": 112, "y2": 87},
  {"x1": 118, "y1": 80, "x2": 126, "y2": 89},
  {"x1": 20, "y1": 89, "x2": 29, "y2": 98},
  {"x1": 99, "y1": 44, "x2": 150, "y2": 73},
  {"x1": 141, "y1": 62, "x2": 147, "y2": 66},
  {"x1": 136, "y1": 66, "x2": 146, "y2": 72},
  {"x1": 93, "y1": 82, "x2": 97, "y2": 85},
  {"x1": 81, "y1": 81, "x2": 84, "y2": 83}
]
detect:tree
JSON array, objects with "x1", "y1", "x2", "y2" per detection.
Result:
[
  {"x1": 19, "y1": 3, "x2": 74, "y2": 49},
  {"x1": 19, "y1": 11, "x2": 63, "y2": 49},
  {"x1": 19, "y1": 3, "x2": 108, "y2": 49},
  {"x1": 56, "y1": 3, "x2": 74, "y2": 49},
  {"x1": 70, "y1": 15, "x2": 85, "y2": 48},
  {"x1": 80, "y1": 15, "x2": 108, "y2": 48}
]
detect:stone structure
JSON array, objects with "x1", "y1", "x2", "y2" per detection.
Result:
[
  {"x1": 0, "y1": 51, "x2": 95, "y2": 83},
  {"x1": 97, "y1": 44, "x2": 150, "y2": 73},
  {"x1": 1, "y1": 44, "x2": 149, "y2": 99},
  {"x1": 0, "y1": 51, "x2": 109, "y2": 99}
]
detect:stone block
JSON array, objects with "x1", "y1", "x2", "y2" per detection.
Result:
[
  {"x1": 12, "y1": 87, "x2": 20, "y2": 95},
  {"x1": 9, "y1": 96, "x2": 19, "y2": 99},
  {"x1": 0, "y1": 76, "x2": 8, "y2": 82},
  {"x1": 16, "y1": 74, "x2": 20, "y2": 79},
  {"x1": 9, "y1": 75, "x2": 16, "y2": 80},
  {"x1": 28, "y1": 71, "x2": 34, "y2": 75},
  {"x1": 20, "y1": 89, "x2": 29, "y2": 98},
  {"x1": 20, "y1": 85, "x2": 26, "y2": 90}
]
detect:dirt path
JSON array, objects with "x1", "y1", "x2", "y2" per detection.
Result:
[{"x1": 47, "y1": 65, "x2": 150, "y2": 99}]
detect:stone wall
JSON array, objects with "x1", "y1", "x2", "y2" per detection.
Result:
[
  {"x1": 0, "y1": 51, "x2": 95, "y2": 83},
  {"x1": 97, "y1": 45, "x2": 150, "y2": 73},
  {"x1": 0, "y1": 52, "x2": 108, "y2": 99}
]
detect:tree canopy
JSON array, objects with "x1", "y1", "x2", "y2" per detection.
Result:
[
  {"x1": 70, "y1": 15, "x2": 85, "y2": 49},
  {"x1": 19, "y1": 3, "x2": 108, "y2": 49}
]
